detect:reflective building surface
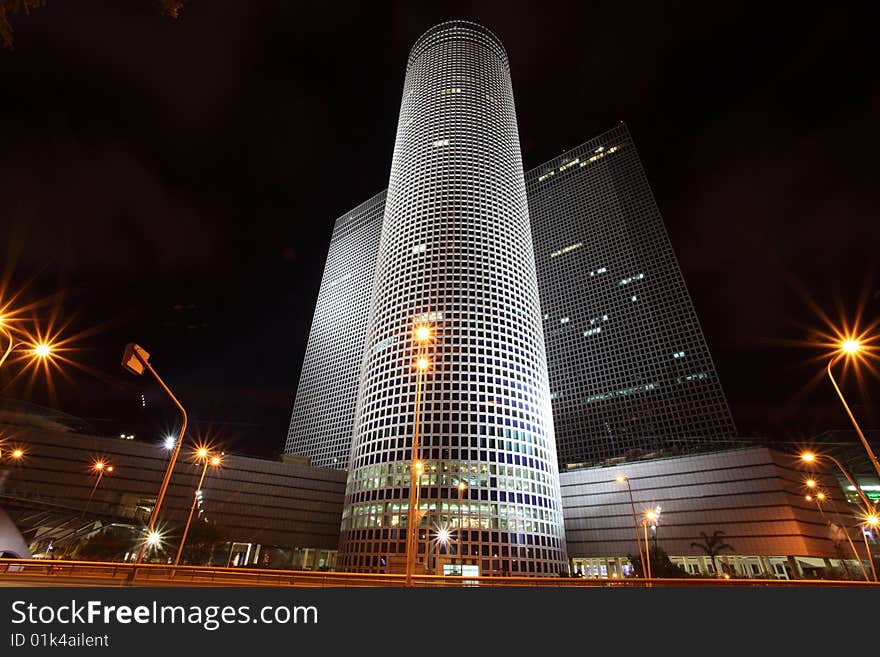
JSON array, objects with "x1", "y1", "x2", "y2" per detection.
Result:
[
  {"x1": 527, "y1": 123, "x2": 737, "y2": 466},
  {"x1": 337, "y1": 21, "x2": 568, "y2": 575},
  {"x1": 286, "y1": 126, "x2": 736, "y2": 472},
  {"x1": 285, "y1": 192, "x2": 386, "y2": 469}
]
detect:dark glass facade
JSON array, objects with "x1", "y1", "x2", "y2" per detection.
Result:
[{"x1": 527, "y1": 123, "x2": 736, "y2": 466}]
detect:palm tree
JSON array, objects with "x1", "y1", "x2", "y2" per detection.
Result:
[{"x1": 690, "y1": 530, "x2": 735, "y2": 576}]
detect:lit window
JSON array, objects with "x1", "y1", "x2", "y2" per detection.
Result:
[
  {"x1": 432, "y1": 139, "x2": 450, "y2": 147},
  {"x1": 550, "y1": 242, "x2": 583, "y2": 258},
  {"x1": 414, "y1": 311, "x2": 444, "y2": 323},
  {"x1": 328, "y1": 273, "x2": 351, "y2": 288},
  {"x1": 412, "y1": 243, "x2": 427, "y2": 254},
  {"x1": 560, "y1": 317, "x2": 570, "y2": 324},
  {"x1": 619, "y1": 273, "x2": 645, "y2": 286}
]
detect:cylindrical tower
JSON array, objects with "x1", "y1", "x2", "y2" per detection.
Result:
[{"x1": 339, "y1": 21, "x2": 568, "y2": 576}]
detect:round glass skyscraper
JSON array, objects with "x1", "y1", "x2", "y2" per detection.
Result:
[{"x1": 338, "y1": 21, "x2": 568, "y2": 576}]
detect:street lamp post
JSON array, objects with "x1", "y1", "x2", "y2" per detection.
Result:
[
  {"x1": 122, "y1": 343, "x2": 188, "y2": 564},
  {"x1": 457, "y1": 480, "x2": 467, "y2": 572},
  {"x1": 827, "y1": 341, "x2": 880, "y2": 480},
  {"x1": 800, "y1": 451, "x2": 874, "y2": 510},
  {"x1": 0, "y1": 319, "x2": 13, "y2": 369},
  {"x1": 862, "y1": 511, "x2": 880, "y2": 583},
  {"x1": 174, "y1": 450, "x2": 221, "y2": 567},
  {"x1": 0, "y1": 446, "x2": 25, "y2": 462},
  {"x1": 802, "y1": 451, "x2": 878, "y2": 582},
  {"x1": 616, "y1": 475, "x2": 646, "y2": 578},
  {"x1": 79, "y1": 461, "x2": 113, "y2": 521},
  {"x1": 405, "y1": 325, "x2": 431, "y2": 587},
  {"x1": 804, "y1": 485, "x2": 870, "y2": 582},
  {"x1": 0, "y1": 333, "x2": 54, "y2": 370},
  {"x1": 641, "y1": 507, "x2": 661, "y2": 580}
]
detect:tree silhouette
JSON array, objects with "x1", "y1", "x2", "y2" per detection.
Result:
[{"x1": 690, "y1": 530, "x2": 735, "y2": 575}]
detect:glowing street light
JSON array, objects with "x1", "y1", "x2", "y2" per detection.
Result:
[
  {"x1": 827, "y1": 338, "x2": 880, "y2": 479},
  {"x1": 79, "y1": 460, "x2": 113, "y2": 521},
  {"x1": 0, "y1": 444, "x2": 25, "y2": 462},
  {"x1": 800, "y1": 451, "x2": 873, "y2": 510},
  {"x1": 0, "y1": 327, "x2": 55, "y2": 370},
  {"x1": 457, "y1": 480, "x2": 468, "y2": 567},
  {"x1": 121, "y1": 343, "x2": 188, "y2": 565},
  {"x1": 860, "y1": 510, "x2": 879, "y2": 582},
  {"x1": 436, "y1": 527, "x2": 451, "y2": 546},
  {"x1": 803, "y1": 482, "x2": 870, "y2": 582},
  {"x1": 144, "y1": 529, "x2": 164, "y2": 553},
  {"x1": 163, "y1": 435, "x2": 176, "y2": 451},
  {"x1": 841, "y1": 339, "x2": 860, "y2": 354},
  {"x1": 802, "y1": 451, "x2": 879, "y2": 582},
  {"x1": 173, "y1": 447, "x2": 222, "y2": 567},
  {"x1": 405, "y1": 325, "x2": 432, "y2": 586},
  {"x1": 641, "y1": 509, "x2": 656, "y2": 580},
  {"x1": 616, "y1": 474, "x2": 646, "y2": 579}
]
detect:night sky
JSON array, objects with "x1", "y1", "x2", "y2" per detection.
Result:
[{"x1": 1, "y1": 2, "x2": 878, "y2": 459}]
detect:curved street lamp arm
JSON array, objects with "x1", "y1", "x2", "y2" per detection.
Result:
[
  {"x1": 827, "y1": 357, "x2": 880, "y2": 480},
  {"x1": 824, "y1": 454, "x2": 874, "y2": 511},
  {"x1": 0, "y1": 326, "x2": 13, "y2": 369}
]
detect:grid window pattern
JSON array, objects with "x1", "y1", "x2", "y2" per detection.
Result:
[
  {"x1": 527, "y1": 123, "x2": 737, "y2": 467},
  {"x1": 336, "y1": 21, "x2": 568, "y2": 576},
  {"x1": 284, "y1": 191, "x2": 386, "y2": 469},
  {"x1": 286, "y1": 125, "x2": 737, "y2": 474}
]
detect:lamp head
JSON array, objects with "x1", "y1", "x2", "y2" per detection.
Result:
[{"x1": 841, "y1": 339, "x2": 860, "y2": 355}]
